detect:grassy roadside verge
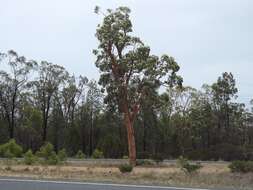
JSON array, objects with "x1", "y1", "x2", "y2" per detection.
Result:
[{"x1": 0, "y1": 161, "x2": 252, "y2": 190}]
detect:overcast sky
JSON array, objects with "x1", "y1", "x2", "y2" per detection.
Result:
[{"x1": 0, "y1": 0, "x2": 252, "y2": 105}]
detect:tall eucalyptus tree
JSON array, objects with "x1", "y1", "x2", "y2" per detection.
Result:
[
  {"x1": 94, "y1": 7, "x2": 182, "y2": 165},
  {"x1": 30, "y1": 61, "x2": 69, "y2": 142},
  {"x1": 0, "y1": 50, "x2": 35, "y2": 138}
]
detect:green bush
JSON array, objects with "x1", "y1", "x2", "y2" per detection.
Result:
[
  {"x1": 92, "y1": 149, "x2": 104, "y2": 159},
  {"x1": 0, "y1": 139, "x2": 23, "y2": 158},
  {"x1": 177, "y1": 156, "x2": 188, "y2": 166},
  {"x1": 36, "y1": 142, "x2": 54, "y2": 159},
  {"x1": 47, "y1": 151, "x2": 60, "y2": 165},
  {"x1": 36, "y1": 142, "x2": 59, "y2": 165},
  {"x1": 229, "y1": 161, "x2": 253, "y2": 173},
  {"x1": 75, "y1": 150, "x2": 85, "y2": 159},
  {"x1": 122, "y1": 155, "x2": 128, "y2": 159},
  {"x1": 58, "y1": 149, "x2": 67, "y2": 162},
  {"x1": 4, "y1": 149, "x2": 15, "y2": 159},
  {"x1": 177, "y1": 156, "x2": 202, "y2": 174},
  {"x1": 119, "y1": 164, "x2": 133, "y2": 173},
  {"x1": 24, "y1": 149, "x2": 37, "y2": 165},
  {"x1": 183, "y1": 162, "x2": 202, "y2": 173},
  {"x1": 136, "y1": 159, "x2": 154, "y2": 166}
]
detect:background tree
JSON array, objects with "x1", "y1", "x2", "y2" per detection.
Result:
[
  {"x1": 0, "y1": 50, "x2": 35, "y2": 139},
  {"x1": 211, "y1": 72, "x2": 238, "y2": 143},
  {"x1": 30, "y1": 61, "x2": 69, "y2": 142},
  {"x1": 61, "y1": 75, "x2": 88, "y2": 126}
]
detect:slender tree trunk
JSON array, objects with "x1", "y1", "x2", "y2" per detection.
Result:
[
  {"x1": 143, "y1": 120, "x2": 147, "y2": 153},
  {"x1": 124, "y1": 112, "x2": 136, "y2": 166},
  {"x1": 89, "y1": 109, "x2": 93, "y2": 157},
  {"x1": 42, "y1": 107, "x2": 48, "y2": 142},
  {"x1": 10, "y1": 88, "x2": 17, "y2": 139},
  {"x1": 42, "y1": 96, "x2": 51, "y2": 142},
  {"x1": 54, "y1": 124, "x2": 59, "y2": 153},
  {"x1": 81, "y1": 109, "x2": 86, "y2": 155},
  {"x1": 4, "y1": 108, "x2": 13, "y2": 139},
  {"x1": 42, "y1": 120, "x2": 47, "y2": 142},
  {"x1": 9, "y1": 124, "x2": 14, "y2": 139},
  {"x1": 207, "y1": 127, "x2": 210, "y2": 149},
  {"x1": 10, "y1": 117, "x2": 15, "y2": 139},
  {"x1": 82, "y1": 128, "x2": 86, "y2": 154}
]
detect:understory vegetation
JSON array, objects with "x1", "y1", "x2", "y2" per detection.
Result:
[
  {"x1": 1, "y1": 140, "x2": 253, "y2": 176},
  {"x1": 177, "y1": 156, "x2": 202, "y2": 174},
  {"x1": 0, "y1": 140, "x2": 66, "y2": 165},
  {"x1": 229, "y1": 161, "x2": 253, "y2": 173},
  {"x1": 118, "y1": 164, "x2": 133, "y2": 173}
]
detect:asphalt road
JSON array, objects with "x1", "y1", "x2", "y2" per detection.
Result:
[{"x1": 0, "y1": 178, "x2": 210, "y2": 190}]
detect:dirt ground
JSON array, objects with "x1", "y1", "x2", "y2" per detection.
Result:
[{"x1": 0, "y1": 162, "x2": 252, "y2": 190}]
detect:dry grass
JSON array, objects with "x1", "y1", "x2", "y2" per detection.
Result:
[{"x1": 0, "y1": 162, "x2": 252, "y2": 190}]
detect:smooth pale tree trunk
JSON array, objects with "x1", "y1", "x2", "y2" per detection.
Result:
[{"x1": 124, "y1": 112, "x2": 136, "y2": 166}]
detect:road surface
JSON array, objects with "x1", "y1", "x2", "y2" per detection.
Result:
[{"x1": 0, "y1": 178, "x2": 210, "y2": 190}]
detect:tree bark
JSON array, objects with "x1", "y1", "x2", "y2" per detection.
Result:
[
  {"x1": 9, "y1": 124, "x2": 14, "y2": 139},
  {"x1": 89, "y1": 109, "x2": 93, "y2": 157},
  {"x1": 42, "y1": 95, "x2": 51, "y2": 142},
  {"x1": 82, "y1": 129, "x2": 86, "y2": 155},
  {"x1": 10, "y1": 86, "x2": 17, "y2": 139},
  {"x1": 124, "y1": 112, "x2": 136, "y2": 166},
  {"x1": 143, "y1": 119, "x2": 147, "y2": 152},
  {"x1": 42, "y1": 121, "x2": 47, "y2": 142}
]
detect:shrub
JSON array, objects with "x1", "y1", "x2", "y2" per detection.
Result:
[
  {"x1": 177, "y1": 156, "x2": 188, "y2": 166},
  {"x1": 36, "y1": 142, "x2": 59, "y2": 165},
  {"x1": 119, "y1": 164, "x2": 133, "y2": 173},
  {"x1": 4, "y1": 149, "x2": 15, "y2": 159},
  {"x1": 183, "y1": 162, "x2": 202, "y2": 173},
  {"x1": 92, "y1": 149, "x2": 104, "y2": 159},
  {"x1": 36, "y1": 142, "x2": 54, "y2": 159},
  {"x1": 136, "y1": 159, "x2": 154, "y2": 166},
  {"x1": 0, "y1": 139, "x2": 23, "y2": 158},
  {"x1": 24, "y1": 149, "x2": 37, "y2": 165},
  {"x1": 122, "y1": 155, "x2": 128, "y2": 159},
  {"x1": 58, "y1": 149, "x2": 67, "y2": 162},
  {"x1": 177, "y1": 156, "x2": 202, "y2": 174},
  {"x1": 75, "y1": 150, "x2": 85, "y2": 159},
  {"x1": 229, "y1": 161, "x2": 253, "y2": 173},
  {"x1": 5, "y1": 166, "x2": 12, "y2": 171},
  {"x1": 47, "y1": 151, "x2": 59, "y2": 165}
]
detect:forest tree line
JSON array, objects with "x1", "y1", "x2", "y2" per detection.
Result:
[{"x1": 0, "y1": 50, "x2": 252, "y2": 161}]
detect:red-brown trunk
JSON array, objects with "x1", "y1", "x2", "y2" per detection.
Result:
[{"x1": 124, "y1": 113, "x2": 136, "y2": 166}]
